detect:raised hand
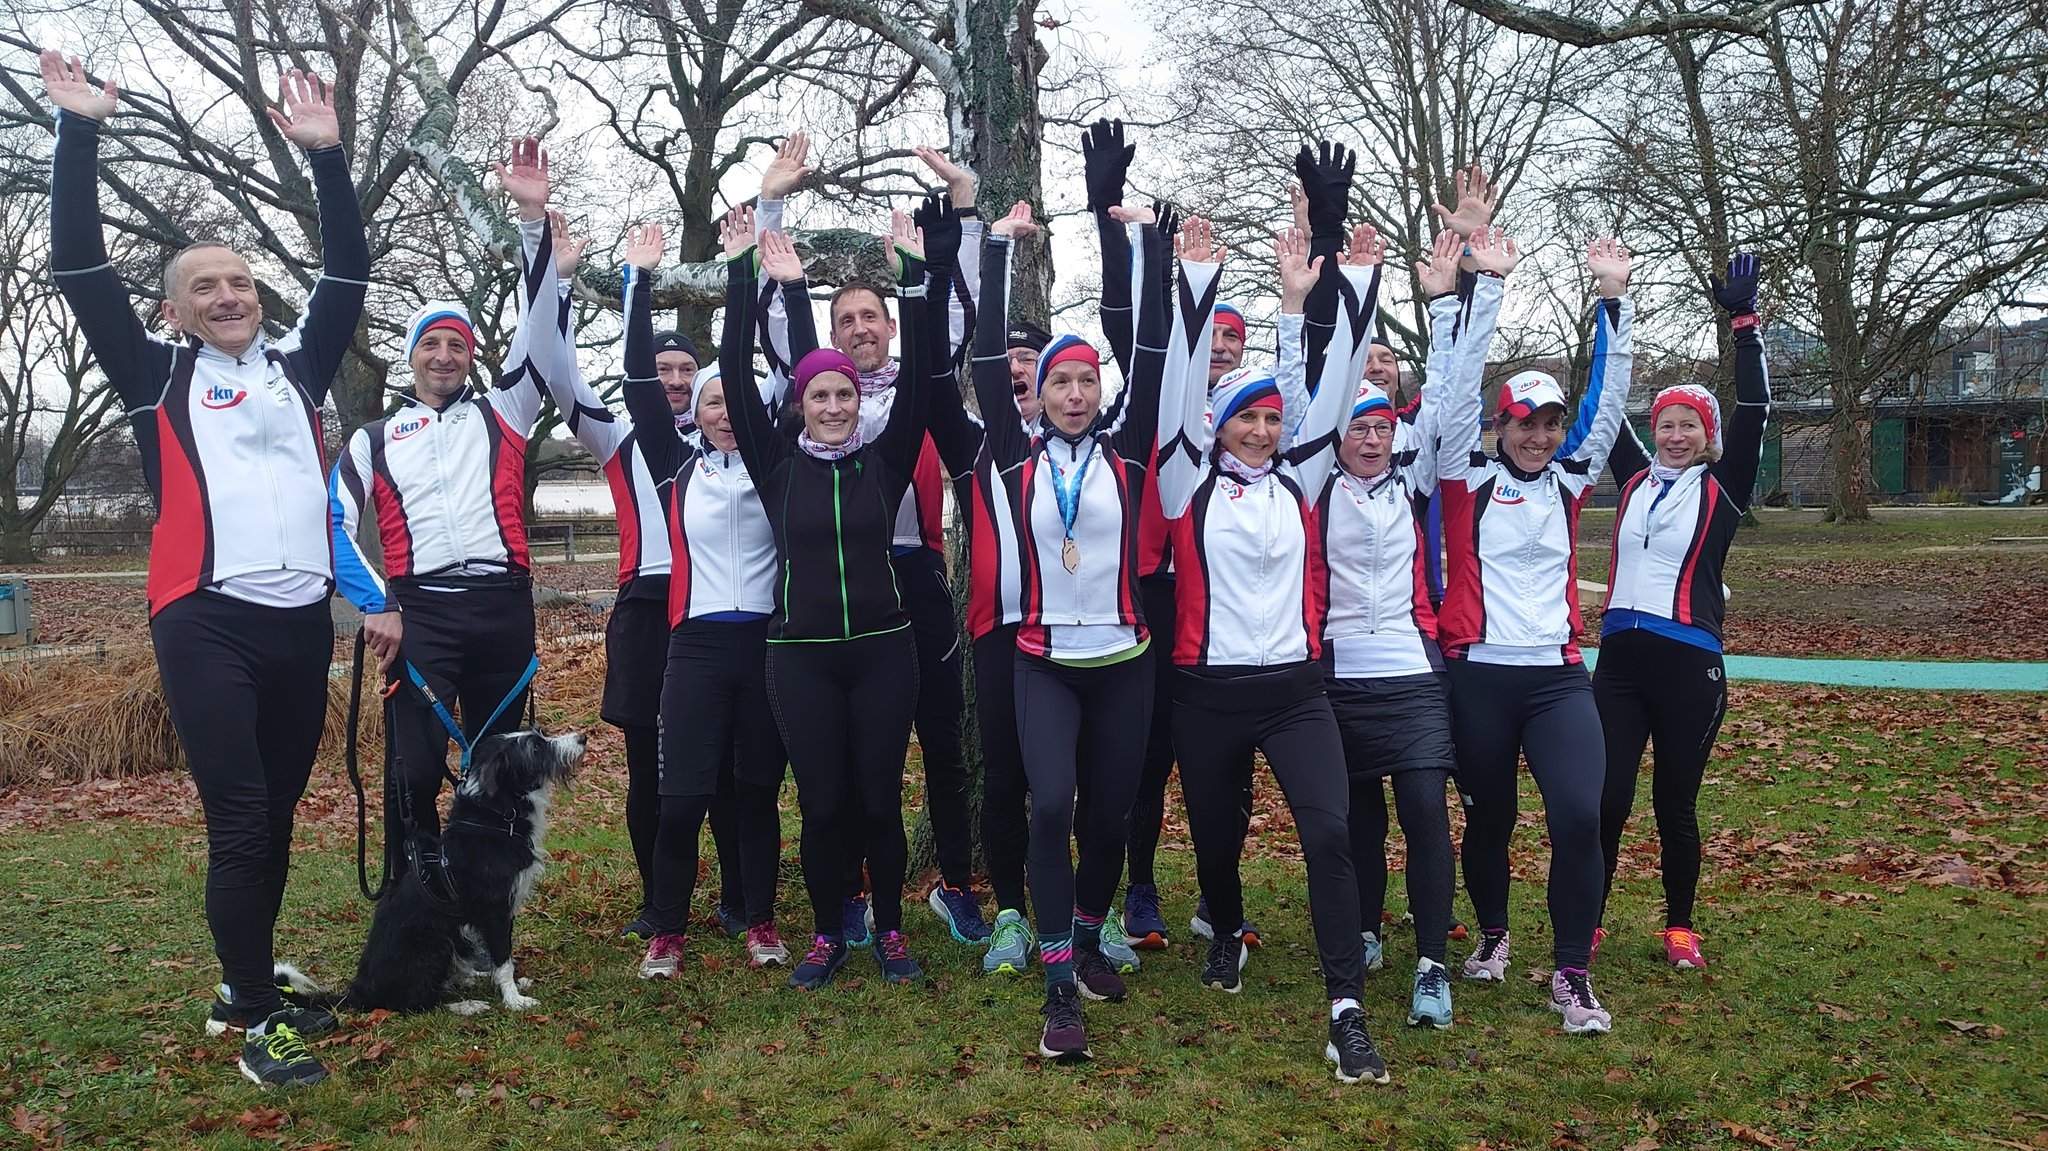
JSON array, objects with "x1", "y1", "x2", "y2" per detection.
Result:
[
  {"x1": 1152, "y1": 199, "x2": 1182, "y2": 243},
  {"x1": 1710, "y1": 251, "x2": 1759, "y2": 317},
  {"x1": 492, "y1": 136, "x2": 551, "y2": 222},
  {"x1": 1107, "y1": 202, "x2": 1156, "y2": 226},
  {"x1": 1415, "y1": 228, "x2": 1463, "y2": 298},
  {"x1": 1467, "y1": 225, "x2": 1522, "y2": 277},
  {"x1": 761, "y1": 131, "x2": 815, "y2": 201},
  {"x1": 1294, "y1": 140, "x2": 1356, "y2": 239},
  {"x1": 884, "y1": 208, "x2": 925, "y2": 279},
  {"x1": 1275, "y1": 227, "x2": 1323, "y2": 312},
  {"x1": 912, "y1": 192, "x2": 963, "y2": 269},
  {"x1": 1585, "y1": 237, "x2": 1631, "y2": 298},
  {"x1": 546, "y1": 211, "x2": 589, "y2": 278},
  {"x1": 623, "y1": 222, "x2": 665, "y2": 271},
  {"x1": 759, "y1": 229, "x2": 805, "y2": 284},
  {"x1": 913, "y1": 144, "x2": 977, "y2": 209},
  {"x1": 1080, "y1": 118, "x2": 1135, "y2": 212},
  {"x1": 721, "y1": 205, "x2": 756, "y2": 260},
  {"x1": 1175, "y1": 216, "x2": 1227, "y2": 266},
  {"x1": 39, "y1": 50, "x2": 118, "y2": 122},
  {"x1": 1430, "y1": 161, "x2": 1499, "y2": 239},
  {"x1": 268, "y1": 69, "x2": 340, "y2": 151},
  {"x1": 1288, "y1": 183, "x2": 1310, "y2": 238},
  {"x1": 1341, "y1": 222, "x2": 1387, "y2": 267},
  {"x1": 990, "y1": 200, "x2": 1039, "y2": 240}
]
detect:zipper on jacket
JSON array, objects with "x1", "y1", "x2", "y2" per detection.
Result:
[
  {"x1": 253, "y1": 359, "x2": 290, "y2": 570},
  {"x1": 834, "y1": 463, "x2": 850, "y2": 638}
]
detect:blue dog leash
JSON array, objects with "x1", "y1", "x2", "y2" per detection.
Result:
[{"x1": 393, "y1": 652, "x2": 541, "y2": 778}]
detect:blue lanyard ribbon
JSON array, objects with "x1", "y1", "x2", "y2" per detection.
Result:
[
  {"x1": 401, "y1": 652, "x2": 540, "y2": 776},
  {"x1": 1049, "y1": 441, "x2": 1094, "y2": 540}
]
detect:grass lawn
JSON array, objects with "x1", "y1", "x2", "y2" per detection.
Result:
[{"x1": 2, "y1": 684, "x2": 2043, "y2": 1150}]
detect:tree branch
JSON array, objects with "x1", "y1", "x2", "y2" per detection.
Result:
[{"x1": 1442, "y1": 0, "x2": 1828, "y2": 47}]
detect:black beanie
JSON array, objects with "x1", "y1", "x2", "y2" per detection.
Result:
[{"x1": 654, "y1": 331, "x2": 701, "y2": 361}]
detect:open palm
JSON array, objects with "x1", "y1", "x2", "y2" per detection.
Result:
[{"x1": 40, "y1": 51, "x2": 117, "y2": 122}]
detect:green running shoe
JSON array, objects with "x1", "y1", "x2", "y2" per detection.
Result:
[
  {"x1": 238, "y1": 1013, "x2": 329, "y2": 1088},
  {"x1": 983, "y1": 909, "x2": 1034, "y2": 976},
  {"x1": 1098, "y1": 914, "x2": 1142, "y2": 974}
]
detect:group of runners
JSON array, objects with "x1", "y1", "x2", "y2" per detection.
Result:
[{"x1": 40, "y1": 52, "x2": 1771, "y2": 1089}]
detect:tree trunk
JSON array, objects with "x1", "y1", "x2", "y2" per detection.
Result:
[
  {"x1": 1825, "y1": 389, "x2": 1873, "y2": 522},
  {"x1": 0, "y1": 516, "x2": 37, "y2": 565},
  {"x1": 962, "y1": 0, "x2": 1051, "y2": 320}
]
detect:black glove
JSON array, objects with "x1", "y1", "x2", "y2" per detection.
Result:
[
  {"x1": 913, "y1": 193, "x2": 962, "y2": 273},
  {"x1": 1081, "y1": 118, "x2": 1136, "y2": 213},
  {"x1": 1710, "y1": 252, "x2": 1759, "y2": 318},
  {"x1": 1153, "y1": 200, "x2": 1181, "y2": 303},
  {"x1": 1294, "y1": 140, "x2": 1355, "y2": 240}
]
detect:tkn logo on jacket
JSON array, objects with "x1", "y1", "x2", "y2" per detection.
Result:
[
  {"x1": 1490, "y1": 483, "x2": 1528, "y2": 506},
  {"x1": 392, "y1": 415, "x2": 432, "y2": 440},
  {"x1": 200, "y1": 383, "x2": 248, "y2": 410}
]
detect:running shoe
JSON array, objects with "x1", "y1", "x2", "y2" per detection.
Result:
[
  {"x1": 620, "y1": 909, "x2": 655, "y2": 942},
  {"x1": 1200, "y1": 934, "x2": 1244, "y2": 994},
  {"x1": 1190, "y1": 897, "x2": 1261, "y2": 949},
  {"x1": 206, "y1": 985, "x2": 337, "y2": 1039},
  {"x1": 1661, "y1": 927, "x2": 1707, "y2": 970},
  {"x1": 1448, "y1": 920, "x2": 1469, "y2": 941},
  {"x1": 638, "y1": 933, "x2": 688, "y2": 980},
  {"x1": 1408, "y1": 958, "x2": 1453, "y2": 1029},
  {"x1": 1038, "y1": 980, "x2": 1090, "y2": 1061},
  {"x1": 715, "y1": 903, "x2": 747, "y2": 939},
  {"x1": 1098, "y1": 915, "x2": 1142, "y2": 974},
  {"x1": 1074, "y1": 946, "x2": 1128, "y2": 1002},
  {"x1": 1325, "y1": 1007, "x2": 1391, "y2": 1085},
  {"x1": 983, "y1": 909, "x2": 1034, "y2": 976},
  {"x1": 1361, "y1": 930, "x2": 1385, "y2": 973},
  {"x1": 873, "y1": 930, "x2": 923, "y2": 985},
  {"x1": 746, "y1": 924, "x2": 791, "y2": 968},
  {"x1": 1549, "y1": 967, "x2": 1613, "y2": 1035},
  {"x1": 928, "y1": 883, "x2": 992, "y2": 945},
  {"x1": 841, "y1": 896, "x2": 874, "y2": 949},
  {"x1": 787, "y1": 936, "x2": 851, "y2": 991},
  {"x1": 1121, "y1": 882, "x2": 1169, "y2": 950},
  {"x1": 1589, "y1": 925, "x2": 1607, "y2": 965},
  {"x1": 238, "y1": 1013, "x2": 328, "y2": 1088},
  {"x1": 1461, "y1": 929, "x2": 1510, "y2": 982}
]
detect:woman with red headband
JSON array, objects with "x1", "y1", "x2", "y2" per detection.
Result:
[
  {"x1": 1435, "y1": 230, "x2": 1635, "y2": 1036},
  {"x1": 953, "y1": 201, "x2": 1167, "y2": 1060},
  {"x1": 1594, "y1": 254, "x2": 1770, "y2": 972},
  {"x1": 718, "y1": 205, "x2": 938, "y2": 991},
  {"x1": 1155, "y1": 218, "x2": 1391, "y2": 1085}
]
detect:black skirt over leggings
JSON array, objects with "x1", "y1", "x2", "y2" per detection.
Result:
[
  {"x1": 1593, "y1": 627, "x2": 1727, "y2": 931},
  {"x1": 766, "y1": 627, "x2": 918, "y2": 938},
  {"x1": 1172, "y1": 662, "x2": 1364, "y2": 1002},
  {"x1": 151, "y1": 591, "x2": 332, "y2": 1020},
  {"x1": 1445, "y1": 657, "x2": 1605, "y2": 970},
  {"x1": 1327, "y1": 672, "x2": 1456, "y2": 965}
]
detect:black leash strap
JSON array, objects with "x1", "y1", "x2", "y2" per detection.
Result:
[{"x1": 344, "y1": 628, "x2": 391, "y2": 902}]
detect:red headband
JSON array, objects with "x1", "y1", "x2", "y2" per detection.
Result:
[
  {"x1": 1040, "y1": 341, "x2": 1101, "y2": 380},
  {"x1": 420, "y1": 315, "x2": 476, "y2": 351},
  {"x1": 1214, "y1": 308, "x2": 1247, "y2": 341},
  {"x1": 1245, "y1": 392, "x2": 1284, "y2": 413}
]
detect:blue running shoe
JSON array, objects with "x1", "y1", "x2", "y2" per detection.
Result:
[
  {"x1": 1191, "y1": 896, "x2": 1262, "y2": 950},
  {"x1": 842, "y1": 896, "x2": 874, "y2": 949},
  {"x1": 715, "y1": 903, "x2": 747, "y2": 939},
  {"x1": 1409, "y1": 958, "x2": 1454, "y2": 1029},
  {"x1": 983, "y1": 909, "x2": 1033, "y2": 976},
  {"x1": 1121, "y1": 882, "x2": 1168, "y2": 950},
  {"x1": 787, "y1": 935, "x2": 851, "y2": 991},
  {"x1": 873, "y1": 930, "x2": 923, "y2": 985},
  {"x1": 927, "y1": 883, "x2": 992, "y2": 945},
  {"x1": 1098, "y1": 914, "x2": 1142, "y2": 974},
  {"x1": 1362, "y1": 930, "x2": 1385, "y2": 973}
]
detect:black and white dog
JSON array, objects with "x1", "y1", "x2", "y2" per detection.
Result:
[{"x1": 338, "y1": 729, "x2": 584, "y2": 1015}]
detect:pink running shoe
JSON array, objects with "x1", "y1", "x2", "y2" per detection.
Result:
[
  {"x1": 637, "y1": 933, "x2": 686, "y2": 980},
  {"x1": 1461, "y1": 929, "x2": 1510, "y2": 982},
  {"x1": 1589, "y1": 926, "x2": 1607, "y2": 965},
  {"x1": 747, "y1": 924, "x2": 791, "y2": 968},
  {"x1": 1662, "y1": 927, "x2": 1707, "y2": 970}
]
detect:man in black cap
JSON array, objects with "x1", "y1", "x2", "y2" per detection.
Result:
[
  {"x1": 1006, "y1": 320, "x2": 1051, "y2": 427},
  {"x1": 653, "y1": 330, "x2": 701, "y2": 429}
]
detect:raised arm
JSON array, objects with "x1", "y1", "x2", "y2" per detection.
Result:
[
  {"x1": 1273, "y1": 226, "x2": 1320, "y2": 445},
  {"x1": 970, "y1": 204, "x2": 1036, "y2": 468},
  {"x1": 1562, "y1": 238, "x2": 1636, "y2": 492},
  {"x1": 1711, "y1": 252, "x2": 1770, "y2": 510},
  {"x1": 266, "y1": 70, "x2": 369, "y2": 405},
  {"x1": 1109, "y1": 208, "x2": 1170, "y2": 463},
  {"x1": 1436, "y1": 227, "x2": 1515, "y2": 490},
  {"x1": 722, "y1": 208, "x2": 787, "y2": 476},
  {"x1": 1401, "y1": 229, "x2": 1468, "y2": 496},
  {"x1": 1082, "y1": 119, "x2": 1139, "y2": 376},
  {"x1": 1295, "y1": 141, "x2": 1355, "y2": 382},
  {"x1": 42, "y1": 52, "x2": 171, "y2": 409},
  {"x1": 1287, "y1": 237, "x2": 1384, "y2": 483},
  {"x1": 753, "y1": 131, "x2": 815, "y2": 369},
  {"x1": 913, "y1": 145, "x2": 983, "y2": 360},
  {"x1": 482, "y1": 137, "x2": 560, "y2": 436},
  {"x1": 1155, "y1": 218, "x2": 1226, "y2": 519},
  {"x1": 872, "y1": 212, "x2": 931, "y2": 485}
]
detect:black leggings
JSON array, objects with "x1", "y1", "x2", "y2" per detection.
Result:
[
  {"x1": 1446, "y1": 658, "x2": 1605, "y2": 970},
  {"x1": 386, "y1": 582, "x2": 536, "y2": 852},
  {"x1": 1173, "y1": 666, "x2": 1363, "y2": 1002},
  {"x1": 975, "y1": 625, "x2": 1031, "y2": 914},
  {"x1": 895, "y1": 546, "x2": 973, "y2": 889},
  {"x1": 151, "y1": 591, "x2": 331, "y2": 1018},
  {"x1": 767, "y1": 628, "x2": 918, "y2": 938},
  {"x1": 1014, "y1": 649, "x2": 1154, "y2": 938},
  {"x1": 606, "y1": 591, "x2": 670, "y2": 915},
  {"x1": 620, "y1": 725, "x2": 659, "y2": 910},
  {"x1": 651, "y1": 619, "x2": 787, "y2": 934},
  {"x1": 1594, "y1": 629, "x2": 1727, "y2": 930},
  {"x1": 1328, "y1": 673, "x2": 1458, "y2": 964}
]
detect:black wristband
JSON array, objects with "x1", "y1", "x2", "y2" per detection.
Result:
[{"x1": 957, "y1": 207, "x2": 980, "y2": 219}]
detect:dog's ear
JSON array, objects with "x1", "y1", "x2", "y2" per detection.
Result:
[{"x1": 463, "y1": 735, "x2": 505, "y2": 795}]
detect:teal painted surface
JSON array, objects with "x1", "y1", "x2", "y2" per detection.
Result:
[{"x1": 1580, "y1": 647, "x2": 2048, "y2": 692}]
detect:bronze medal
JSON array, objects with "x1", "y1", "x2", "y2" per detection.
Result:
[{"x1": 1061, "y1": 537, "x2": 1080, "y2": 574}]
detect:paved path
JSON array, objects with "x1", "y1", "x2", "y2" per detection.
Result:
[{"x1": 1579, "y1": 648, "x2": 2048, "y2": 691}]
